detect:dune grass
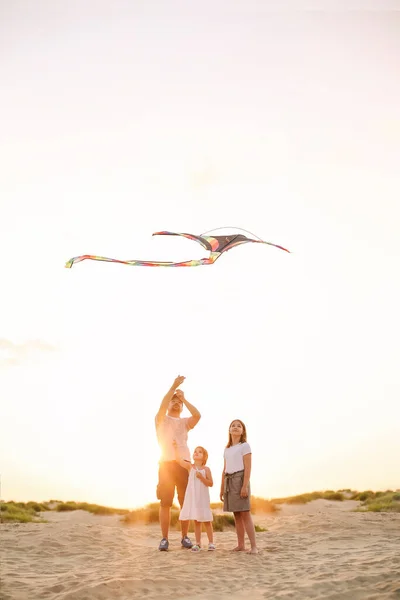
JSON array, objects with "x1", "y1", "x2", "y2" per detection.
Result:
[
  {"x1": 122, "y1": 502, "x2": 178, "y2": 525},
  {"x1": 176, "y1": 513, "x2": 236, "y2": 532},
  {"x1": 121, "y1": 501, "x2": 270, "y2": 532},
  {"x1": 250, "y1": 496, "x2": 280, "y2": 513},
  {"x1": 210, "y1": 496, "x2": 278, "y2": 514},
  {"x1": 3, "y1": 489, "x2": 399, "y2": 523},
  {"x1": 0, "y1": 502, "x2": 47, "y2": 523},
  {"x1": 271, "y1": 490, "x2": 345, "y2": 504},
  {"x1": 55, "y1": 501, "x2": 129, "y2": 515},
  {"x1": 0, "y1": 500, "x2": 129, "y2": 523},
  {"x1": 353, "y1": 490, "x2": 400, "y2": 513},
  {"x1": 121, "y1": 503, "x2": 237, "y2": 531}
]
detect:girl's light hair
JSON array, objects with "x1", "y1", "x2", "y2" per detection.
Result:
[
  {"x1": 194, "y1": 446, "x2": 208, "y2": 465},
  {"x1": 226, "y1": 419, "x2": 247, "y2": 448}
]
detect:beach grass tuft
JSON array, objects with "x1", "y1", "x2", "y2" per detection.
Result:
[
  {"x1": 271, "y1": 490, "x2": 345, "y2": 504},
  {"x1": 353, "y1": 491, "x2": 400, "y2": 513},
  {"x1": 0, "y1": 502, "x2": 47, "y2": 523},
  {"x1": 122, "y1": 504, "x2": 239, "y2": 531},
  {"x1": 211, "y1": 497, "x2": 278, "y2": 513},
  {"x1": 122, "y1": 503, "x2": 180, "y2": 526},
  {"x1": 174, "y1": 513, "x2": 236, "y2": 532},
  {"x1": 250, "y1": 496, "x2": 280, "y2": 513},
  {"x1": 55, "y1": 501, "x2": 129, "y2": 515}
]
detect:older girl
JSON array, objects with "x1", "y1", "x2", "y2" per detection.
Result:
[{"x1": 220, "y1": 419, "x2": 258, "y2": 554}]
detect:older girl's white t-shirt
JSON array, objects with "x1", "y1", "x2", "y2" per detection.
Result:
[{"x1": 224, "y1": 442, "x2": 251, "y2": 473}]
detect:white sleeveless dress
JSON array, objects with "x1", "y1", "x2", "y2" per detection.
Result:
[{"x1": 179, "y1": 466, "x2": 213, "y2": 522}]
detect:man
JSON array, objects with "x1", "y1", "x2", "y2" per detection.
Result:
[{"x1": 155, "y1": 374, "x2": 201, "y2": 551}]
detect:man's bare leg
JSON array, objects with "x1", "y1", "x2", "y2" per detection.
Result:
[
  {"x1": 160, "y1": 506, "x2": 170, "y2": 538},
  {"x1": 232, "y1": 512, "x2": 246, "y2": 550},
  {"x1": 181, "y1": 519, "x2": 189, "y2": 538}
]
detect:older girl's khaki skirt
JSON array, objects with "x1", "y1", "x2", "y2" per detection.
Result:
[{"x1": 223, "y1": 470, "x2": 251, "y2": 512}]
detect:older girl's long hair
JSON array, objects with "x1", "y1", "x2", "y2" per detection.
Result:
[{"x1": 226, "y1": 419, "x2": 247, "y2": 448}]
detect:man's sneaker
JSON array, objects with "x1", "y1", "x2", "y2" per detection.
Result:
[
  {"x1": 158, "y1": 538, "x2": 169, "y2": 551},
  {"x1": 181, "y1": 535, "x2": 193, "y2": 549}
]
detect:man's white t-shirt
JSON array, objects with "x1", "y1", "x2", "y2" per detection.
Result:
[
  {"x1": 224, "y1": 442, "x2": 251, "y2": 473},
  {"x1": 156, "y1": 415, "x2": 191, "y2": 462}
]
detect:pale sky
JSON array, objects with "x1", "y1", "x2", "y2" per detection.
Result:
[{"x1": 1, "y1": 2, "x2": 399, "y2": 509}]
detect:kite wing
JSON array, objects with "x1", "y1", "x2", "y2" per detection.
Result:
[
  {"x1": 65, "y1": 255, "x2": 213, "y2": 268},
  {"x1": 153, "y1": 231, "x2": 290, "y2": 255},
  {"x1": 65, "y1": 230, "x2": 290, "y2": 268}
]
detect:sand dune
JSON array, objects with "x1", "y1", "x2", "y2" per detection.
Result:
[{"x1": 1, "y1": 500, "x2": 400, "y2": 600}]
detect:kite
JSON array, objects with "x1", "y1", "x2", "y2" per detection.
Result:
[{"x1": 65, "y1": 228, "x2": 290, "y2": 269}]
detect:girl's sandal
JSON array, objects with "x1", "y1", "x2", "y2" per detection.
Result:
[
  {"x1": 191, "y1": 544, "x2": 201, "y2": 552},
  {"x1": 208, "y1": 543, "x2": 216, "y2": 551}
]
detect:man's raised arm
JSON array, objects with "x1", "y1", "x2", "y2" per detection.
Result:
[
  {"x1": 175, "y1": 389, "x2": 201, "y2": 429},
  {"x1": 155, "y1": 375, "x2": 185, "y2": 426}
]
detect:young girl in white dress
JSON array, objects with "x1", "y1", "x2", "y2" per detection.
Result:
[{"x1": 173, "y1": 442, "x2": 215, "y2": 551}]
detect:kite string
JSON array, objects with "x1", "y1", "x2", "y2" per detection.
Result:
[{"x1": 200, "y1": 226, "x2": 265, "y2": 242}]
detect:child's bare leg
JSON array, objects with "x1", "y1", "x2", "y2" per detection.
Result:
[
  {"x1": 232, "y1": 512, "x2": 246, "y2": 550},
  {"x1": 204, "y1": 522, "x2": 214, "y2": 544},
  {"x1": 241, "y1": 511, "x2": 258, "y2": 553},
  {"x1": 194, "y1": 520, "x2": 202, "y2": 546}
]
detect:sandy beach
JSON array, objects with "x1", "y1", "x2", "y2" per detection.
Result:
[{"x1": 1, "y1": 499, "x2": 400, "y2": 600}]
